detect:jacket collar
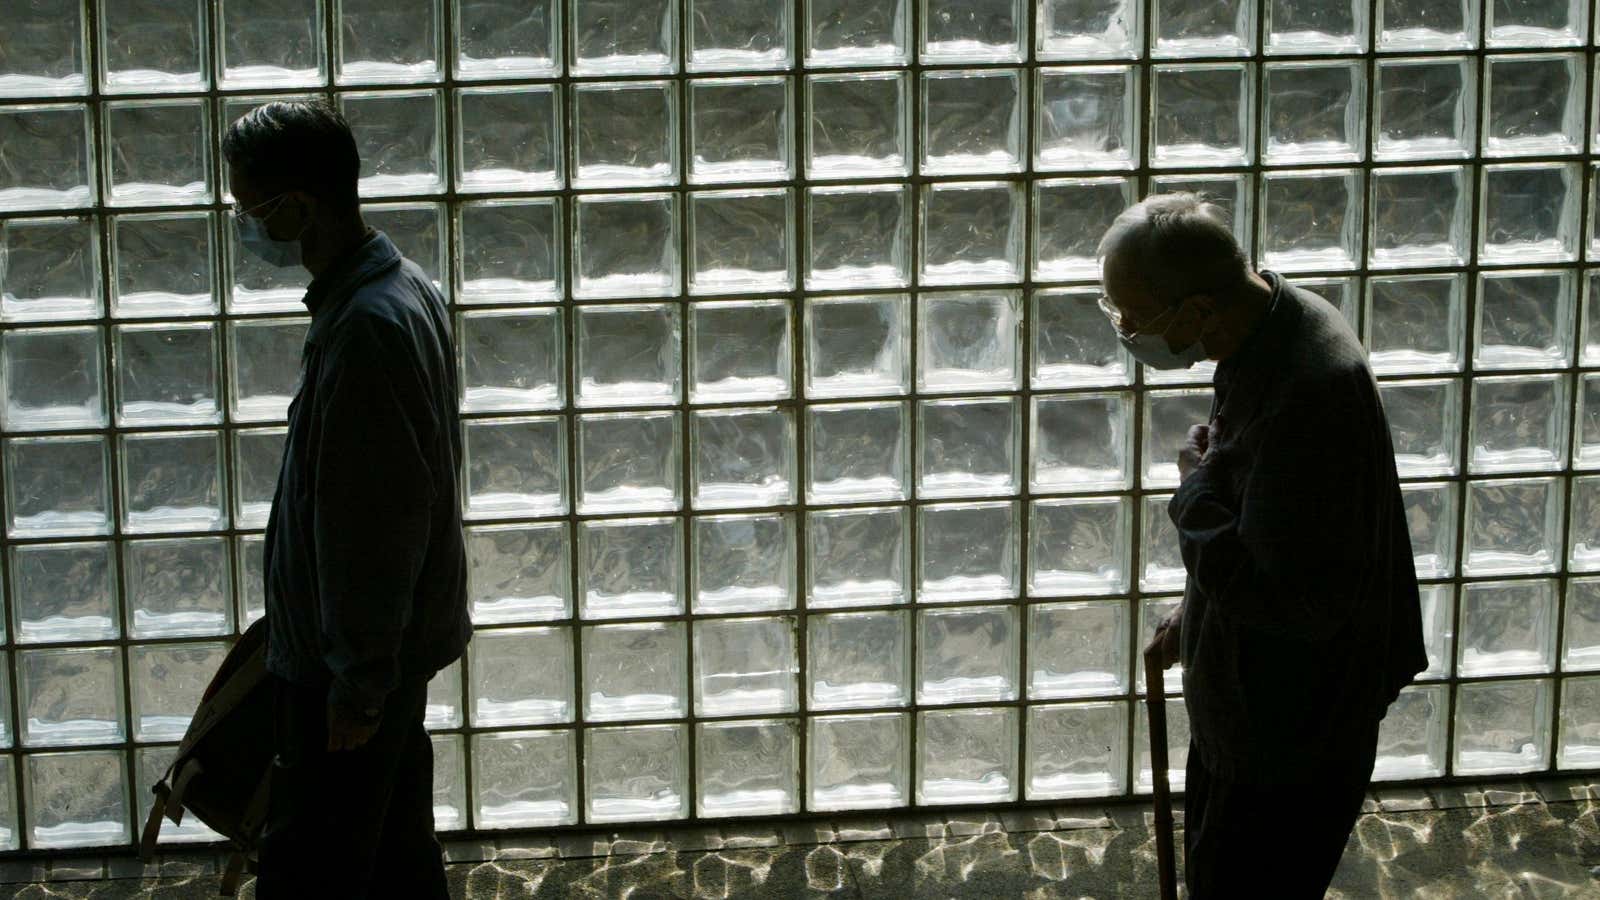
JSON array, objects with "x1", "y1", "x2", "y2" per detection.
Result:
[
  {"x1": 302, "y1": 230, "x2": 400, "y2": 344},
  {"x1": 1214, "y1": 270, "x2": 1288, "y2": 392}
]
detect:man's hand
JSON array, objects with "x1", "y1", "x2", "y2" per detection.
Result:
[
  {"x1": 326, "y1": 699, "x2": 381, "y2": 752},
  {"x1": 1145, "y1": 608, "x2": 1182, "y2": 671},
  {"x1": 1177, "y1": 423, "x2": 1210, "y2": 481}
]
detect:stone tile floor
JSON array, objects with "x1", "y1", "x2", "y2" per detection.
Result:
[{"x1": 1, "y1": 778, "x2": 1596, "y2": 898}]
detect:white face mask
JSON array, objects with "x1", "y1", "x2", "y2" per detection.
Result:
[
  {"x1": 1104, "y1": 296, "x2": 1210, "y2": 370},
  {"x1": 233, "y1": 194, "x2": 307, "y2": 269}
]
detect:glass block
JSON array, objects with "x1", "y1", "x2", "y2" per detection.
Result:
[
  {"x1": 1029, "y1": 601, "x2": 1128, "y2": 700},
  {"x1": 1141, "y1": 388, "x2": 1213, "y2": 488},
  {"x1": 236, "y1": 534, "x2": 265, "y2": 627},
  {"x1": 1037, "y1": 0, "x2": 1140, "y2": 59},
  {"x1": 918, "y1": 290, "x2": 1021, "y2": 393},
  {"x1": 586, "y1": 723, "x2": 689, "y2": 822},
  {"x1": 1481, "y1": 163, "x2": 1581, "y2": 264},
  {"x1": 579, "y1": 516, "x2": 683, "y2": 620},
  {"x1": 227, "y1": 318, "x2": 307, "y2": 423},
  {"x1": 571, "y1": 0, "x2": 676, "y2": 76},
  {"x1": 695, "y1": 616, "x2": 798, "y2": 716},
  {"x1": 1030, "y1": 497, "x2": 1132, "y2": 598},
  {"x1": 1557, "y1": 675, "x2": 1600, "y2": 769},
  {"x1": 472, "y1": 730, "x2": 577, "y2": 828},
  {"x1": 578, "y1": 412, "x2": 681, "y2": 515},
  {"x1": 1572, "y1": 477, "x2": 1600, "y2": 571},
  {"x1": 692, "y1": 407, "x2": 795, "y2": 510},
  {"x1": 804, "y1": 295, "x2": 909, "y2": 397},
  {"x1": 1033, "y1": 178, "x2": 1136, "y2": 281},
  {"x1": 1372, "y1": 683, "x2": 1449, "y2": 780},
  {"x1": 697, "y1": 719, "x2": 799, "y2": 817},
  {"x1": 0, "y1": 105, "x2": 92, "y2": 211},
  {"x1": 468, "y1": 626, "x2": 572, "y2": 727},
  {"x1": 11, "y1": 542, "x2": 115, "y2": 644},
  {"x1": 430, "y1": 734, "x2": 466, "y2": 830},
  {"x1": 1378, "y1": 0, "x2": 1476, "y2": 50},
  {"x1": 1469, "y1": 375, "x2": 1569, "y2": 473},
  {"x1": 806, "y1": 185, "x2": 910, "y2": 291},
  {"x1": 1463, "y1": 477, "x2": 1563, "y2": 576},
  {"x1": 1475, "y1": 270, "x2": 1576, "y2": 370},
  {"x1": 18, "y1": 646, "x2": 123, "y2": 746},
  {"x1": 103, "y1": 100, "x2": 210, "y2": 206},
  {"x1": 231, "y1": 428, "x2": 279, "y2": 530},
  {"x1": 1263, "y1": 62, "x2": 1364, "y2": 164},
  {"x1": 1403, "y1": 482, "x2": 1460, "y2": 579},
  {"x1": 920, "y1": 182, "x2": 1023, "y2": 286},
  {"x1": 806, "y1": 73, "x2": 910, "y2": 179},
  {"x1": 1365, "y1": 275, "x2": 1466, "y2": 375},
  {"x1": 1380, "y1": 378, "x2": 1462, "y2": 477},
  {"x1": 218, "y1": 0, "x2": 325, "y2": 88},
  {"x1": 1032, "y1": 288, "x2": 1133, "y2": 389},
  {"x1": 455, "y1": 0, "x2": 559, "y2": 79},
  {"x1": 1153, "y1": 0, "x2": 1253, "y2": 56},
  {"x1": 689, "y1": 0, "x2": 791, "y2": 71},
  {"x1": 1369, "y1": 167, "x2": 1471, "y2": 270},
  {"x1": 921, "y1": 0, "x2": 1024, "y2": 62},
  {"x1": 921, "y1": 70, "x2": 1023, "y2": 175},
  {"x1": 1487, "y1": 0, "x2": 1585, "y2": 46},
  {"x1": 23, "y1": 750, "x2": 128, "y2": 849},
  {"x1": 111, "y1": 212, "x2": 216, "y2": 318},
  {"x1": 1266, "y1": 0, "x2": 1366, "y2": 53},
  {"x1": 917, "y1": 397, "x2": 1020, "y2": 498},
  {"x1": 1579, "y1": 373, "x2": 1600, "y2": 468},
  {"x1": 466, "y1": 522, "x2": 570, "y2": 624},
  {"x1": 130, "y1": 642, "x2": 225, "y2": 742},
  {"x1": 1151, "y1": 64, "x2": 1253, "y2": 168},
  {"x1": 1289, "y1": 275, "x2": 1361, "y2": 329},
  {"x1": 573, "y1": 193, "x2": 679, "y2": 300},
  {"x1": 693, "y1": 512, "x2": 796, "y2": 614},
  {"x1": 123, "y1": 537, "x2": 231, "y2": 639},
  {"x1": 4, "y1": 435, "x2": 109, "y2": 538},
  {"x1": 582, "y1": 622, "x2": 687, "y2": 721},
  {"x1": 807, "y1": 0, "x2": 908, "y2": 67},
  {"x1": 918, "y1": 707, "x2": 1017, "y2": 804},
  {"x1": 456, "y1": 198, "x2": 561, "y2": 305},
  {"x1": 806, "y1": 401, "x2": 909, "y2": 504},
  {"x1": 689, "y1": 189, "x2": 794, "y2": 295},
  {"x1": 113, "y1": 324, "x2": 219, "y2": 426},
  {"x1": 808, "y1": 611, "x2": 909, "y2": 709},
  {"x1": 119, "y1": 431, "x2": 225, "y2": 534},
  {"x1": 918, "y1": 502, "x2": 1019, "y2": 603},
  {"x1": 455, "y1": 85, "x2": 561, "y2": 193},
  {"x1": 0, "y1": 217, "x2": 99, "y2": 323},
  {"x1": 1033, "y1": 393, "x2": 1132, "y2": 494},
  {"x1": 1034, "y1": 67, "x2": 1137, "y2": 171},
  {"x1": 573, "y1": 82, "x2": 677, "y2": 189},
  {"x1": 1259, "y1": 169, "x2": 1362, "y2": 272},
  {"x1": 1374, "y1": 59, "x2": 1475, "y2": 161},
  {"x1": 459, "y1": 308, "x2": 563, "y2": 413},
  {"x1": 135, "y1": 745, "x2": 219, "y2": 844},
  {"x1": 461, "y1": 416, "x2": 566, "y2": 520},
  {"x1": 1, "y1": 327, "x2": 104, "y2": 431},
  {"x1": 689, "y1": 301, "x2": 790, "y2": 404},
  {"x1": 1458, "y1": 579, "x2": 1557, "y2": 678},
  {"x1": 1566, "y1": 577, "x2": 1600, "y2": 670},
  {"x1": 342, "y1": 90, "x2": 443, "y2": 197},
  {"x1": 1418, "y1": 584, "x2": 1456, "y2": 680},
  {"x1": 342, "y1": 209, "x2": 446, "y2": 275},
  {"x1": 808, "y1": 713, "x2": 908, "y2": 810},
  {"x1": 806, "y1": 506, "x2": 909, "y2": 608},
  {"x1": 99, "y1": 0, "x2": 204, "y2": 92},
  {"x1": 0, "y1": 0, "x2": 87, "y2": 97},
  {"x1": 334, "y1": 0, "x2": 441, "y2": 84},
  {"x1": 1454, "y1": 678, "x2": 1553, "y2": 775},
  {"x1": 425, "y1": 659, "x2": 461, "y2": 730},
  {"x1": 917, "y1": 606, "x2": 1018, "y2": 704},
  {"x1": 575, "y1": 304, "x2": 681, "y2": 408},
  {"x1": 1141, "y1": 499, "x2": 1185, "y2": 593},
  {"x1": 1134, "y1": 696, "x2": 1190, "y2": 792},
  {"x1": 1484, "y1": 54, "x2": 1583, "y2": 157},
  {"x1": 689, "y1": 76, "x2": 791, "y2": 184},
  {"x1": 1027, "y1": 701, "x2": 1127, "y2": 799}
]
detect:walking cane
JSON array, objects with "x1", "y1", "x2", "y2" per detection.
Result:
[{"x1": 1144, "y1": 645, "x2": 1179, "y2": 900}]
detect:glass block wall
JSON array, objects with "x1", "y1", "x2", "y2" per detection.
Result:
[{"x1": 0, "y1": 0, "x2": 1598, "y2": 855}]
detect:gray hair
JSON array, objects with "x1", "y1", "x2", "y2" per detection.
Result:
[{"x1": 1096, "y1": 192, "x2": 1250, "y2": 306}]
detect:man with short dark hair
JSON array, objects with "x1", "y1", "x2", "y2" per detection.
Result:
[
  {"x1": 225, "y1": 100, "x2": 467, "y2": 898},
  {"x1": 1098, "y1": 193, "x2": 1427, "y2": 898}
]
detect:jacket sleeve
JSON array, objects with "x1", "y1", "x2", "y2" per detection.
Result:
[
  {"x1": 1168, "y1": 375, "x2": 1376, "y2": 642},
  {"x1": 311, "y1": 316, "x2": 436, "y2": 713}
]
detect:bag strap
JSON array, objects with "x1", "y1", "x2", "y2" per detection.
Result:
[
  {"x1": 220, "y1": 851, "x2": 247, "y2": 896},
  {"x1": 164, "y1": 757, "x2": 202, "y2": 825},
  {"x1": 177, "y1": 645, "x2": 267, "y2": 759},
  {"x1": 137, "y1": 787, "x2": 168, "y2": 861}
]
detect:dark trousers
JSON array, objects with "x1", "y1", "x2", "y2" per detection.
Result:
[
  {"x1": 255, "y1": 675, "x2": 448, "y2": 899},
  {"x1": 1182, "y1": 736, "x2": 1376, "y2": 899}
]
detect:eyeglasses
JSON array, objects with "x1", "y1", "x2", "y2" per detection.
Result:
[
  {"x1": 231, "y1": 193, "x2": 287, "y2": 221},
  {"x1": 1097, "y1": 293, "x2": 1179, "y2": 338}
]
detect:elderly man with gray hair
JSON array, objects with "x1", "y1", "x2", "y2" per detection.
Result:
[{"x1": 1098, "y1": 193, "x2": 1427, "y2": 897}]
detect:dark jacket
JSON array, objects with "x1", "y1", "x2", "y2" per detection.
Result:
[
  {"x1": 1170, "y1": 273, "x2": 1428, "y2": 784},
  {"x1": 264, "y1": 231, "x2": 471, "y2": 714}
]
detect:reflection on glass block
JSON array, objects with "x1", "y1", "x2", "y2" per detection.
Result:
[
  {"x1": 457, "y1": 199, "x2": 560, "y2": 305},
  {"x1": 455, "y1": 0, "x2": 558, "y2": 79},
  {"x1": 1031, "y1": 393, "x2": 1132, "y2": 494},
  {"x1": 693, "y1": 513, "x2": 794, "y2": 614},
  {"x1": 921, "y1": 0, "x2": 1024, "y2": 62},
  {"x1": 921, "y1": 70, "x2": 1023, "y2": 175},
  {"x1": 466, "y1": 523, "x2": 569, "y2": 624},
  {"x1": 574, "y1": 193, "x2": 679, "y2": 300},
  {"x1": 424, "y1": 659, "x2": 460, "y2": 730},
  {"x1": 0, "y1": 217, "x2": 99, "y2": 322},
  {"x1": 1141, "y1": 388, "x2": 1213, "y2": 488},
  {"x1": 334, "y1": 0, "x2": 441, "y2": 84},
  {"x1": 1151, "y1": 64, "x2": 1252, "y2": 167},
  {"x1": 1469, "y1": 375, "x2": 1569, "y2": 473},
  {"x1": 342, "y1": 90, "x2": 443, "y2": 197},
  {"x1": 692, "y1": 408, "x2": 795, "y2": 509},
  {"x1": 227, "y1": 318, "x2": 307, "y2": 422},
  {"x1": 1033, "y1": 178, "x2": 1135, "y2": 281},
  {"x1": 1480, "y1": 163, "x2": 1580, "y2": 264},
  {"x1": 1487, "y1": 0, "x2": 1585, "y2": 46},
  {"x1": 130, "y1": 642, "x2": 225, "y2": 742},
  {"x1": 134, "y1": 745, "x2": 218, "y2": 845},
  {"x1": 1403, "y1": 482, "x2": 1460, "y2": 579},
  {"x1": 807, "y1": 73, "x2": 909, "y2": 179},
  {"x1": 123, "y1": 537, "x2": 231, "y2": 639},
  {"x1": 1558, "y1": 676, "x2": 1600, "y2": 769},
  {"x1": 583, "y1": 622, "x2": 686, "y2": 721},
  {"x1": 1266, "y1": 0, "x2": 1366, "y2": 53},
  {"x1": 573, "y1": 82, "x2": 677, "y2": 188},
  {"x1": 587, "y1": 724, "x2": 688, "y2": 823},
  {"x1": 111, "y1": 212, "x2": 216, "y2": 318},
  {"x1": 218, "y1": 0, "x2": 324, "y2": 89},
  {"x1": 99, "y1": 0, "x2": 205, "y2": 92},
  {"x1": 1475, "y1": 270, "x2": 1575, "y2": 370},
  {"x1": 1464, "y1": 477, "x2": 1563, "y2": 576},
  {"x1": 1260, "y1": 169, "x2": 1362, "y2": 271},
  {"x1": 1565, "y1": 578, "x2": 1600, "y2": 670},
  {"x1": 580, "y1": 517, "x2": 682, "y2": 620},
  {"x1": 455, "y1": 86, "x2": 560, "y2": 192},
  {"x1": 919, "y1": 707, "x2": 1017, "y2": 804},
  {"x1": 806, "y1": 185, "x2": 910, "y2": 290},
  {"x1": 11, "y1": 542, "x2": 116, "y2": 644},
  {"x1": 4, "y1": 435, "x2": 109, "y2": 538},
  {"x1": 918, "y1": 397, "x2": 1019, "y2": 498},
  {"x1": 920, "y1": 181, "x2": 1023, "y2": 285},
  {"x1": 1154, "y1": 0, "x2": 1253, "y2": 57},
  {"x1": 119, "y1": 431, "x2": 225, "y2": 534},
  {"x1": 917, "y1": 606, "x2": 1018, "y2": 704},
  {"x1": 232, "y1": 428, "x2": 283, "y2": 530},
  {"x1": 236, "y1": 534, "x2": 265, "y2": 626},
  {"x1": 1380, "y1": 378, "x2": 1461, "y2": 477},
  {"x1": 1027, "y1": 702, "x2": 1127, "y2": 799},
  {"x1": 1034, "y1": 66, "x2": 1137, "y2": 171},
  {"x1": 690, "y1": 77, "x2": 791, "y2": 184},
  {"x1": 19, "y1": 646, "x2": 123, "y2": 747},
  {"x1": 809, "y1": 611, "x2": 909, "y2": 709},
  {"x1": 1037, "y1": 0, "x2": 1140, "y2": 59},
  {"x1": 806, "y1": 402, "x2": 908, "y2": 504},
  {"x1": 698, "y1": 719, "x2": 798, "y2": 817},
  {"x1": 1579, "y1": 374, "x2": 1600, "y2": 468},
  {"x1": 1033, "y1": 494, "x2": 1133, "y2": 594},
  {"x1": 1, "y1": 327, "x2": 104, "y2": 431},
  {"x1": 461, "y1": 416, "x2": 566, "y2": 520},
  {"x1": 1365, "y1": 275, "x2": 1466, "y2": 375},
  {"x1": 459, "y1": 309, "x2": 563, "y2": 413},
  {"x1": 0, "y1": 0, "x2": 87, "y2": 97},
  {"x1": 0, "y1": 105, "x2": 92, "y2": 211},
  {"x1": 1484, "y1": 54, "x2": 1582, "y2": 157},
  {"x1": 918, "y1": 290, "x2": 1020, "y2": 393},
  {"x1": 1029, "y1": 601, "x2": 1129, "y2": 699},
  {"x1": 571, "y1": 0, "x2": 676, "y2": 76},
  {"x1": 1418, "y1": 584, "x2": 1456, "y2": 680},
  {"x1": 807, "y1": 506, "x2": 909, "y2": 608},
  {"x1": 689, "y1": 301, "x2": 790, "y2": 404},
  {"x1": 808, "y1": 0, "x2": 908, "y2": 67},
  {"x1": 1032, "y1": 288, "x2": 1133, "y2": 389},
  {"x1": 1372, "y1": 683, "x2": 1448, "y2": 780},
  {"x1": 1455, "y1": 678, "x2": 1552, "y2": 775},
  {"x1": 114, "y1": 324, "x2": 219, "y2": 426},
  {"x1": 468, "y1": 626, "x2": 572, "y2": 727},
  {"x1": 1378, "y1": 0, "x2": 1475, "y2": 50},
  {"x1": 918, "y1": 502, "x2": 1019, "y2": 603},
  {"x1": 808, "y1": 713, "x2": 908, "y2": 810},
  {"x1": 689, "y1": 189, "x2": 794, "y2": 294},
  {"x1": 695, "y1": 616, "x2": 797, "y2": 716},
  {"x1": 104, "y1": 100, "x2": 210, "y2": 206},
  {"x1": 688, "y1": 0, "x2": 791, "y2": 71},
  {"x1": 578, "y1": 412, "x2": 681, "y2": 515},
  {"x1": 472, "y1": 730, "x2": 577, "y2": 828},
  {"x1": 1458, "y1": 579, "x2": 1557, "y2": 677},
  {"x1": 1374, "y1": 59, "x2": 1475, "y2": 161},
  {"x1": 805, "y1": 295, "x2": 909, "y2": 397},
  {"x1": 576, "y1": 304, "x2": 681, "y2": 408},
  {"x1": 1368, "y1": 167, "x2": 1469, "y2": 269},
  {"x1": 430, "y1": 734, "x2": 466, "y2": 830},
  {"x1": 1263, "y1": 62, "x2": 1364, "y2": 164},
  {"x1": 1141, "y1": 499, "x2": 1185, "y2": 593},
  {"x1": 23, "y1": 750, "x2": 128, "y2": 849},
  {"x1": 1134, "y1": 696, "x2": 1190, "y2": 792}
]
